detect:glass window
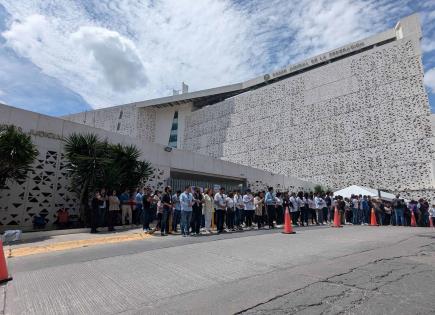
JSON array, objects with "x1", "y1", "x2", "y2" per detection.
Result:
[{"x1": 168, "y1": 111, "x2": 178, "y2": 148}]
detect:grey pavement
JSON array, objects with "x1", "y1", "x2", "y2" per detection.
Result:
[{"x1": 3, "y1": 226, "x2": 435, "y2": 315}]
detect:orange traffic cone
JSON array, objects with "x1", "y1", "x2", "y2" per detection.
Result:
[
  {"x1": 410, "y1": 211, "x2": 417, "y2": 227},
  {"x1": 282, "y1": 207, "x2": 295, "y2": 234},
  {"x1": 369, "y1": 208, "x2": 379, "y2": 226},
  {"x1": 331, "y1": 207, "x2": 343, "y2": 228},
  {"x1": 0, "y1": 240, "x2": 12, "y2": 284},
  {"x1": 429, "y1": 216, "x2": 434, "y2": 228}
]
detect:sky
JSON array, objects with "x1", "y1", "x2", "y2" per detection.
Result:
[{"x1": 0, "y1": 0, "x2": 434, "y2": 116}]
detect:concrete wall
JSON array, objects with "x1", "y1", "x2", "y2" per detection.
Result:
[
  {"x1": 0, "y1": 104, "x2": 314, "y2": 230},
  {"x1": 183, "y1": 17, "x2": 434, "y2": 198}
]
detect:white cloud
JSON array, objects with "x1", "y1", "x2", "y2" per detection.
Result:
[
  {"x1": 425, "y1": 68, "x2": 435, "y2": 93},
  {"x1": 0, "y1": 0, "x2": 426, "y2": 109},
  {"x1": 71, "y1": 26, "x2": 147, "y2": 92}
]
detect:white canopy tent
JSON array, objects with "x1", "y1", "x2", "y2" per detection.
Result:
[{"x1": 333, "y1": 185, "x2": 396, "y2": 201}]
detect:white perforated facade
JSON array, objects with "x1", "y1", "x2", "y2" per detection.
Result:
[{"x1": 63, "y1": 14, "x2": 434, "y2": 200}]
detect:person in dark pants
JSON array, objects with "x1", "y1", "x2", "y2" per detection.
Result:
[
  {"x1": 264, "y1": 187, "x2": 276, "y2": 229},
  {"x1": 226, "y1": 192, "x2": 235, "y2": 230},
  {"x1": 214, "y1": 187, "x2": 226, "y2": 234},
  {"x1": 90, "y1": 191, "x2": 102, "y2": 233},
  {"x1": 108, "y1": 190, "x2": 120, "y2": 231},
  {"x1": 275, "y1": 192, "x2": 284, "y2": 225},
  {"x1": 160, "y1": 186, "x2": 172, "y2": 236},
  {"x1": 192, "y1": 187, "x2": 203, "y2": 235},
  {"x1": 172, "y1": 190, "x2": 182, "y2": 232},
  {"x1": 254, "y1": 191, "x2": 265, "y2": 229},
  {"x1": 142, "y1": 189, "x2": 152, "y2": 232}
]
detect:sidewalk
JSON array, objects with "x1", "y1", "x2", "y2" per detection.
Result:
[{"x1": 6, "y1": 226, "x2": 152, "y2": 258}]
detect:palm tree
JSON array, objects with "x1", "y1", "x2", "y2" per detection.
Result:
[
  {"x1": 64, "y1": 133, "x2": 110, "y2": 222},
  {"x1": 0, "y1": 125, "x2": 38, "y2": 189},
  {"x1": 64, "y1": 133, "x2": 153, "y2": 224},
  {"x1": 108, "y1": 144, "x2": 153, "y2": 192}
]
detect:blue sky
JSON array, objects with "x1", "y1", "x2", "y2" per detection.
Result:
[{"x1": 0, "y1": 0, "x2": 434, "y2": 116}]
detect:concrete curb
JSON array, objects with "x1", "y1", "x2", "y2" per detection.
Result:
[{"x1": 18, "y1": 225, "x2": 141, "y2": 241}]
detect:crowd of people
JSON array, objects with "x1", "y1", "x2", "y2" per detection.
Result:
[{"x1": 89, "y1": 186, "x2": 435, "y2": 234}]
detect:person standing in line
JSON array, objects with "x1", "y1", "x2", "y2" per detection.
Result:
[
  {"x1": 98, "y1": 188, "x2": 108, "y2": 228},
  {"x1": 134, "y1": 188, "x2": 144, "y2": 225},
  {"x1": 420, "y1": 199, "x2": 429, "y2": 227},
  {"x1": 153, "y1": 191, "x2": 162, "y2": 230},
  {"x1": 254, "y1": 191, "x2": 265, "y2": 229},
  {"x1": 160, "y1": 186, "x2": 172, "y2": 236},
  {"x1": 383, "y1": 202, "x2": 392, "y2": 225},
  {"x1": 142, "y1": 189, "x2": 153, "y2": 232},
  {"x1": 90, "y1": 190, "x2": 102, "y2": 233},
  {"x1": 226, "y1": 192, "x2": 235, "y2": 231},
  {"x1": 192, "y1": 187, "x2": 203, "y2": 236},
  {"x1": 108, "y1": 190, "x2": 120, "y2": 232},
  {"x1": 351, "y1": 195, "x2": 359, "y2": 225},
  {"x1": 289, "y1": 192, "x2": 299, "y2": 226},
  {"x1": 203, "y1": 188, "x2": 214, "y2": 234},
  {"x1": 308, "y1": 193, "x2": 318, "y2": 225},
  {"x1": 360, "y1": 195, "x2": 369, "y2": 225},
  {"x1": 297, "y1": 191, "x2": 307, "y2": 227},
  {"x1": 172, "y1": 190, "x2": 182, "y2": 233},
  {"x1": 429, "y1": 204, "x2": 435, "y2": 227},
  {"x1": 214, "y1": 187, "x2": 227, "y2": 234},
  {"x1": 392, "y1": 195, "x2": 406, "y2": 226},
  {"x1": 243, "y1": 189, "x2": 255, "y2": 230},
  {"x1": 119, "y1": 189, "x2": 131, "y2": 225},
  {"x1": 314, "y1": 193, "x2": 324, "y2": 225},
  {"x1": 344, "y1": 197, "x2": 351, "y2": 224},
  {"x1": 265, "y1": 187, "x2": 276, "y2": 229},
  {"x1": 234, "y1": 190, "x2": 244, "y2": 230},
  {"x1": 325, "y1": 192, "x2": 332, "y2": 224},
  {"x1": 180, "y1": 186, "x2": 193, "y2": 237},
  {"x1": 275, "y1": 192, "x2": 284, "y2": 226}
]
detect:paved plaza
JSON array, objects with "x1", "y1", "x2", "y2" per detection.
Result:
[{"x1": 3, "y1": 226, "x2": 435, "y2": 315}]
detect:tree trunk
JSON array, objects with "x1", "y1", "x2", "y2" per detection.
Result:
[{"x1": 78, "y1": 177, "x2": 90, "y2": 226}]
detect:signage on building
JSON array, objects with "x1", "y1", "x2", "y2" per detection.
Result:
[{"x1": 270, "y1": 41, "x2": 365, "y2": 79}]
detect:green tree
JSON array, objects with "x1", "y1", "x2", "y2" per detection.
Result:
[
  {"x1": 313, "y1": 184, "x2": 325, "y2": 195},
  {"x1": 0, "y1": 125, "x2": 38, "y2": 189},
  {"x1": 64, "y1": 133, "x2": 110, "y2": 222},
  {"x1": 64, "y1": 133, "x2": 153, "y2": 224},
  {"x1": 108, "y1": 144, "x2": 153, "y2": 192}
]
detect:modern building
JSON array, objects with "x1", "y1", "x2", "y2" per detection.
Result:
[
  {"x1": 0, "y1": 104, "x2": 314, "y2": 230},
  {"x1": 64, "y1": 14, "x2": 434, "y2": 200}
]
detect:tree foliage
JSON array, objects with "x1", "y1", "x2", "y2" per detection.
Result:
[
  {"x1": 0, "y1": 125, "x2": 38, "y2": 189},
  {"x1": 63, "y1": 133, "x2": 153, "y2": 222}
]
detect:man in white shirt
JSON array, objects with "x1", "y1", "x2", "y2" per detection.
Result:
[
  {"x1": 214, "y1": 187, "x2": 227, "y2": 234},
  {"x1": 243, "y1": 189, "x2": 255, "y2": 229},
  {"x1": 234, "y1": 190, "x2": 244, "y2": 230},
  {"x1": 314, "y1": 193, "x2": 325, "y2": 224},
  {"x1": 289, "y1": 193, "x2": 299, "y2": 226}
]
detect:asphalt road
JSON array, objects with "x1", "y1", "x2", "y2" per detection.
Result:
[{"x1": 4, "y1": 226, "x2": 435, "y2": 315}]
